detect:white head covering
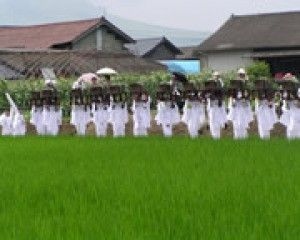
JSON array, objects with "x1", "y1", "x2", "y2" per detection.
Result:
[
  {"x1": 45, "y1": 79, "x2": 57, "y2": 85},
  {"x1": 283, "y1": 73, "x2": 296, "y2": 81},
  {"x1": 238, "y1": 68, "x2": 246, "y2": 75},
  {"x1": 213, "y1": 71, "x2": 220, "y2": 77},
  {"x1": 96, "y1": 67, "x2": 117, "y2": 76},
  {"x1": 237, "y1": 91, "x2": 243, "y2": 99},
  {"x1": 72, "y1": 79, "x2": 86, "y2": 90}
]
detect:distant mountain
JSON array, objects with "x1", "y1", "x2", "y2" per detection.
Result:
[{"x1": 107, "y1": 15, "x2": 209, "y2": 47}]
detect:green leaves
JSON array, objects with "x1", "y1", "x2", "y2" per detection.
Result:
[
  {"x1": 246, "y1": 61, "x2": 271, "y2": 81},
  {"x1": 0, "y1": 66, "x2": 273, "y2": 112}
]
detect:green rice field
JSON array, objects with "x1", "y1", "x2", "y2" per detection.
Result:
[{"x1": 0, "y1": 137, "x2": 299, "y2": 239}]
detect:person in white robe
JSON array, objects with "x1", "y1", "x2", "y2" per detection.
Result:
[
  {"x1": 0, "y1": 111, "x2": 12, "y2": 136},
  {"x1": 108, "y1": 86, "x2": 128, "y2": 137},
  {"x1": 71, "y1": 104, "x2": 90, "y2": 136},
  {"x1": 207, "y1": 98, "x2": 227, "y2": 139},
  {"x1": 41, "y1": 80, "x2": 61, "y2": 136},
  {"x1": 30, "y1": 92, "x2": 46, "y2": 135},
  {"x1": 70, "y1": 79, "x2": 91, "y2": 136},
  {"x1": 30, "y1": 105, "x2": 46, "y2": 135},
  {"x1": 12, "y1": 111, "x2": 26, "y2": 136},
  {"x1": 43, "y1": 105, "x2": 62, "y2": 136},
  {"x1": 155, "y1": 84, "x2": 181, "y2": 137},
  {"x1": 280, "y1": 89, "x2": 300, "y2": 139},
  {"x1": 155, "y1": 100, "x2": 180, "y2": 137},
  {"x1": 227, "y1": 91, "x2": 254, "y2": 139},
  {"x1": 109, "y1": 101, "x2": 128, "y2": 137},
  {"x1": 92, "y1": 102, "x2": 110, "y2": 137},
  {"x1": 181, "y1": 86, "x2": 206, "y2": 138},
  {"x1": 255, "y1": 98, "x2": 278, "y2": 139},
  {"x1": 182, "y1": 100, "x2": 206, "y2": 138},
  {"x1": 132, "y1": 95, "x2": 151, "y2": 137},
  {"x1": 5, "y1": 93, "x2": 26, "y2": 136}
]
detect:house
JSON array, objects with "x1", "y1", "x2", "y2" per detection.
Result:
[
  {"x1": 0, "y1": 17, "x2": 134, "y2": 53},
  {"x1": 0, "y1": 49, "x2": 166, "y2": 79},
  {"x1": 125, "y1": 37, "x2": 182, "y2": 60},
  {"x1": 177, "y1": 46, "x2": 198, "y2": 60},
  {"x1": 125, "y1": 37, "x2": 201, "y2": 73},
  {"x1": 0, "y1": 17, "x2": 167, "y2": 79},
  {"x1": 197, "y1": 11, "x2": 300, "y2": 76}
]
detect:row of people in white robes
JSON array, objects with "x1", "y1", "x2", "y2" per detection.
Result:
[
  {"x1": 157, "y1": 99, "x2": 227, "y2": 139},
  {"x1": 182, "y1": 96, "x2": 300, "y2": 140},
  {"x1": 70, "y1": 100, "x2": 152, "y2": 137},
  {"x1": 156, "y1": 97, "x2": 279, "y2": 139},
  {"x1": 70, "y1": 101, "x2": 130, "y2": 137},
  {"x1": 69, "y1": 97, "x2": 297, "y2": 139},
  {"x1": 28, "y1": 97, "x2": 300, "y2": 139}
]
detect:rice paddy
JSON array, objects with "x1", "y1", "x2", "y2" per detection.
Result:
[{"x1": 0, "y1": 137, "x2": 298, "y2": 239}]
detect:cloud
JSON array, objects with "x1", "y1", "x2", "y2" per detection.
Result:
[
  {"x1": 0, "y1": 0, "x2": 299, "y2": 30},
  {"x1": 0, "y1": 0, "x2": 100, "y2": 24},
  {"x1": 85, "y1": 0, "x2": 300, "y2": 31}
]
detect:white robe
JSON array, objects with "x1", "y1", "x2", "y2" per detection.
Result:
[
  {"x1": 255, "y1": 100, "x2": 278, "y2": 139},
  {"x1": 92, "y1": 103, "x2": 110, "y2": 137},
  {"x1": 155, "y1": 101, "x2": 180, "y2": 137},
  {"x1": 0, "y1": 113, "x2": 12, "y2": 136},
  {"x1": 280, "y1": 101, "x2": 300, "y2": 139},
  {"x1": 12, "y1": 112, "x2": 26, "y2": 136},
  {"x1": 30, "y1": 106, "x2": 46, "y2": 135},
  {"x1": 182, "y1": 100, "x2": 206, "y2": 138},
  {"x1": 43, "y1": 106, "x2": 62, "y2": 136},
  {"x1": 70, "y1": 105, "x2": 91, "y2": 136},
  {"x1": 132, "y1": 100, "x2": 151, "y2": 136},
  {"x1": 228, "y1": 99, "x2": 254, "y2": 139},
  {"x1": 109, "y1": 102, "x2": 128, "y2": 137},
  {"x1": 207, "y1": 99, "x2": 227, "y2": 139}
]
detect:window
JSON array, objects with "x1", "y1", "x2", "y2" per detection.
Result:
[{"x1": 96, "y1": 29, "x2": 103, "y2": 50}]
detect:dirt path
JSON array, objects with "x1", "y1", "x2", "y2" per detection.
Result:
[{"x1": 25, "y1": 115, "x2": 287, "y2": 138}]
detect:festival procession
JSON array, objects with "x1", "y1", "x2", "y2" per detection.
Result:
[
  {"x1": 1, "y1": 66, "x2": 300, "y2": 140},
  {"x1": 1, "y1": 1, "x2": 300, "y2": 238}
]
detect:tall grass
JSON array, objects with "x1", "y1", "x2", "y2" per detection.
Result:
[
  {"x1": 0, "y1": 137, "x2": 298, "y2": 239},
  {"x1": 0, "y1": 70, "x2": 242, "y2": 111}
]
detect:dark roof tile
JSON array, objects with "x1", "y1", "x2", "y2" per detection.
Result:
[
  {"x1": 198, "y1": 11, "x2": 300, "y2": 52},
  {"x1": 0, "y1": 50, "x2": 166, "y2": 79},
  {"x1": 0, "y1": 17, "x2": 134, "y2": 49},
  {"x1": 125, "y1": 37, "x2": 182, "y2": 57}
]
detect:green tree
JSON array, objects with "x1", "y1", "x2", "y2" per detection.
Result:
[{"x1": 246, "y1": 61, "x2": 271, "y2": 81}]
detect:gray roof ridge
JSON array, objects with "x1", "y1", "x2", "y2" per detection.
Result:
[
  {"x1": 232, "y1": 10, "x2": 300, "y2": 18},
  {"x1": 0, "y1": 17, "x2": 101, "y2": 29}
]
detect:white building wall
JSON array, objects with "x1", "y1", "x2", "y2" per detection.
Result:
[{"x1": 204, "y1": 50, "x2": 253, "y2": 72}]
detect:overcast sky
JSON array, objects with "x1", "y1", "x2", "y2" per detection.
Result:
[
  {"x1": 92, "y1": 0, "x2": 300, "y2": 30},
  {"x1": 1, "y1": 0, "x2": 299, "y2": 31}
]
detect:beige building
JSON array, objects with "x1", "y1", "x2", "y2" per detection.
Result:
[{"x1": 197, "y1": 11, "x2": 300, "y2": 76}]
